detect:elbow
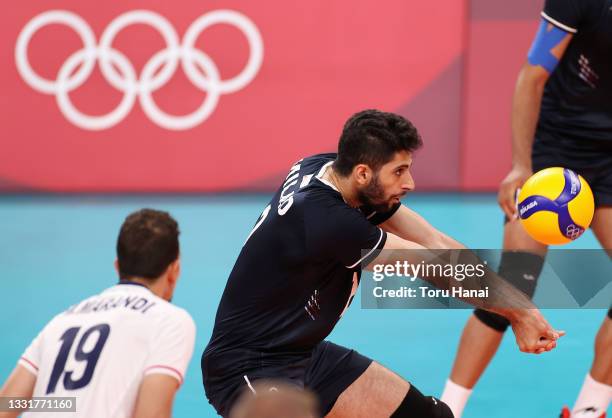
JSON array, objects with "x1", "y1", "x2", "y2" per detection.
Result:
[{"x1": 518, "y1": 63, "x2": 549, "y2": 91}]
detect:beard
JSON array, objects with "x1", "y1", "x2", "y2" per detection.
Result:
[{"x1": 356, "y1": 174, "x2": 398, "y2": 212}]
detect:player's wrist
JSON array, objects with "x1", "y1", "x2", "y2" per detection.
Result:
[
  {"x1": 493, "y1": 307, "x2": 532, "y2": 324},
  {"x1": 510, "y1": 162, "x2": 532, "y2": 173}
]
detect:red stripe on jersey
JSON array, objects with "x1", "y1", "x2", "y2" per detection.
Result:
[
  {"x1": 20, "y1": 357, "x2": 39, "y2": 371},
  {"x1": 144, "y1": 365, "x2": 184, "y2": 384}
]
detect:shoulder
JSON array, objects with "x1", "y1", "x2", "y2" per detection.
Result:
[
  {"x1": 169, "y1": 305, "x2": 196, "y2": 329},
  {"x1": 44, "y1": 291, "x2": 102, "y2": 327},
  {"x1": 299, "y1": 179, "x2": 348, "y2": 215},
  {"x1": 302, "y1": 153, "x2": 337, "y2": 166},
  {"x1": 147, "y1": 302, "x2": 197, "y2": 349},
  {"x1": 542, "y1": 0, "x2": 606, "y2": 32},
  {"x1": 152, "y1": 298, "x2": 195, "y2": 328},
  {"x1": 302, "y1": 185, "x2": 379, "y2": 236}
]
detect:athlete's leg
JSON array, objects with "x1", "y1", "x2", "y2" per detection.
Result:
[
  {"x1": 325, "y1": 362, "x2": 408, "y2": 418},
  {"x1": 570, "y1": 315, "x2": 612, "y2": 416},
  {"x1": 591, "y1": 315, "x2": 612, "y2": 386},
  {"x1": 591, "y1": 205, "x2": 612, "y2": 254},
  {"x1": 305, "y1": 342, "x2": 451, "y2": 418},
  {"x1": 590, "y1": 206, "x2": 612, "y2": 386},
  {"x1": 326, "y1": 362, "x2": 451, "y2": 418},
  {"x1": 591, "y1": 206, "x2": 612, "y2": 385},
  {"x1": 442, "y1": 220, "x2": 547, "y2": 417},
  {"x1": 567, "y1": 207, "x2": 612, "y2": 416},
  {"x1": 230, "y1": 380, "x2": 319, "y2": 418},
  {"x1": 444, "y1": 314, "x2": 504, "y2": 391}
]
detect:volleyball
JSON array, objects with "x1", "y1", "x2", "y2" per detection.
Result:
[{"x1": 517, "y1": 167, "x2": 594, "y2": 245}]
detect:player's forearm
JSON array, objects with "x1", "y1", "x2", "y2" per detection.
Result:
[
  {"x1": 0, "y1": 408, "x2": 20, "y2": 418},
  {"x1": 439, "y1": 234, "x2": 466, "y2": 250},
  {"x1": 0, "y1": 366, "x2": 36, "y2": 418},
  {"x1": 381, "y1": 206, "x2": 466, "y2": 250},
  {"x1": 471, "y1": 270, "x2": 535, "y2": 319},
  {"x1": 132, "y1": 400, "x2": 173, "y2": 418},
  {"x1": 417, "y1": 250, "x2": 536, "y2": 315},
  {"x1": 511, "y1": 64, "x2": 547, "y2": 170},
  {"x1": 373, "y1": 236, "x2": 536, "y2": 314}
]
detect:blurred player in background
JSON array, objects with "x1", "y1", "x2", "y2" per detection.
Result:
[
  {"x1": 441, "y1": 1, "x2": 612, "y2": 417},
  {"x1": 0, "y1": 209, "x2": 196, "y2": 418},
  {"x1": 230, "y1": 380, "x2": 319, "y2": 418},
  {"x1": 202, "y1": 110, "x2": 563, "y2": 418}
]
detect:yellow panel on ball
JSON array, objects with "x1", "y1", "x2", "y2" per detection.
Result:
[
  {"x1": 518, "y1": 167, "x2": 566, "y2": 201},
  {"x1": 521, "y1": 211, "x2": 571, "y2": 245},
  {"x1": 567, "y1": 176, "x2": 595, "y2": 228}
]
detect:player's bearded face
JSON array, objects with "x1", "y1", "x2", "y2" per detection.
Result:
[
  {"x1": 356, "y1": 151, "x2": 413, "y2": 210},
  {"x1": 357, "y1": 173, "x2": 398, "y2": 211}
]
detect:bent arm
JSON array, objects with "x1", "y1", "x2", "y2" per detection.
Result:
[
  {"x1": 367, "y1": 233, "x2": 534, "y2": 320},
  {"x1": 132, "y1": 374, "x2": 180, "y2": 418},
  {"x1": 380, "y1": 205, "x2": 464, "y2": 249},
  {"x1": 0, "y1": 365, "x2": 36, "y2": 418},
  {"x1": 367, "y1": 233, "x2": 564, "y2": 353}
]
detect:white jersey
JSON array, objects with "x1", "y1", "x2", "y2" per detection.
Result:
[{"x1": 18, "y1": 282, "x2": 196, "y2": 418}]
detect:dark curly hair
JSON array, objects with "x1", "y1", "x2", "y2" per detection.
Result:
[{"x1": 333, "y1": 109, "x2": 422, "y2": 176}]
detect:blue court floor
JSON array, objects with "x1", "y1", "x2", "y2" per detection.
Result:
[{"x1": 0, "y1": 194, "x2": 607, "y2": 418}]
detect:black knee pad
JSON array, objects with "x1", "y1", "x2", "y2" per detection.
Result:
[
  {"x1": 391, "y1": 384, "x2": 454, "y2": 418},
  {"x1": 474, "y1": 251, "x2": 545, "y2": 332},
  {"x1": 497, "y1": 251, "x2": 544, "y2": 297},
  {"x1": 474, "y1": 308, "x2": 510, "y2": 332},
  {"x1": 608, "y1": 308, "x2": 611, "y2": 320}
]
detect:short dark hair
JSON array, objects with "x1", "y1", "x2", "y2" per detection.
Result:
[
  {"x1": 117, "y1": 209, "x2": 179, "y2": 281},
  {"x1": 333, "y1": 109, "x2": 423, "y2": 176}
]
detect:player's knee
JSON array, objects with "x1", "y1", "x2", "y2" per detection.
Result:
[
  {"x1": 473, "y1": 250, "x2": 546, "y2": 333},
  {"x1": 428, "y1": 400, "x2": 454, "y2": 418},
  {"x1": 498, "y1": 251, "x2": 544, "y2": 298},
  {"x1": 474, "y1": 308, "x2": 510, "y2": 332},
  {"x1": 436, "y1": 401, "x2": 454, "y2": 418},
  {"x1": 391, "y1": 384, "x2": 454, "y2": 418}
]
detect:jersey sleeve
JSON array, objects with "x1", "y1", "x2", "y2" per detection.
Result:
[
  {"x1": 305, "y1": 195, "x2": 387, "y2": 269},
  {"x1": 541, "y1": 0, "x2": 584, "y2": 33},
  {"x1": 18, "y1": 331, "x2": 43, "y2": 376},
  {"x1": 361, "y1": 202, "x2": 401, "y2": 225},
  {"x1": 143, "y1": 309, "x2": 196, "y2": 385}
]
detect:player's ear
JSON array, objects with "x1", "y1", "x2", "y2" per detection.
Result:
[
  {"x1": 168, "y1": 258, "x2": 180, "y2": 283},
  {"x1": 173, "y1": 258, "x2": 181, "y2": 279},
  {"x1": 353, "y1": 164, "x2": 370, "y2": 185},
  {"x1": 114, "y1": 259, "x2": 120, "y2": 276}
]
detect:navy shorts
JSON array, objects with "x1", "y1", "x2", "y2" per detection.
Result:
[
  {"x1": 202, "y1": 341, "x2": 372, "y2": 417},
  {"x1": 532, "y1": 136, "x2": 612, "y2": 206}
]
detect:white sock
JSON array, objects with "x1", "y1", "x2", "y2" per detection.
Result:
[
  {"x1": 441, "y1": 379, "x2": 473, "y2": 418},
  {"x1": 572, "y1": 374, "x2": 612, "y2": 416}
]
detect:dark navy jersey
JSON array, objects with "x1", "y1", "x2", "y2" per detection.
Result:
[
  {"x1": 204, "y1": 154, "x2": 399, "y2": 356},
  {"x1": 538, "y1": 0, "x2": 612, "y2": 142}
]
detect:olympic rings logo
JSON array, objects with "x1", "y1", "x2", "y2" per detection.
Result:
[
  {"x1": 15, "y1": 9, "x2": 264, "y2": 131},
  {"x1": 565, "y1": 224, "x2": 583, "y2": 240}
]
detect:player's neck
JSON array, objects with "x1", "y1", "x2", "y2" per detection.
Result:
[
  {"x1": 326, "y1": 166, "x2": 361, "y2": 208},
  {"x1": 122, "y1": 277, "x2": 171, "y2": 301}
]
